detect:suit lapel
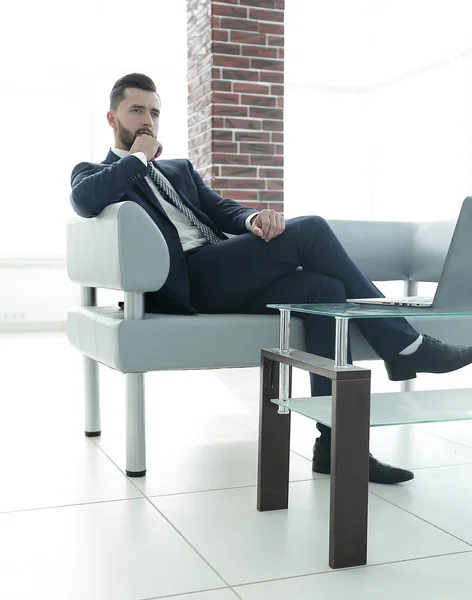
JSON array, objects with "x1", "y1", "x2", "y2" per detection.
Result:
[
  {"x1": 106, "y1": 151, "x2": 168, "y2": 218},
  {"x1": 134, "y1": 177, "x2": 168, "y2": 218}
]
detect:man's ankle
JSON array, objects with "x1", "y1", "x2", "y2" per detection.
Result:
[
  {"x1": 317, "y1": 435, "x2": 331, "y2": 451},
  {"x1": 399, "y1": 334, "x2": 423, "y2": 356}
]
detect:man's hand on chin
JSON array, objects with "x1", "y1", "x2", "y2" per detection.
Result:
[
  {"x1": 250, "y1": 209, "x2": 285, "y2": 241},
  {"x1": 129, "y1": 134, "x2": 163, "y2": 161}
]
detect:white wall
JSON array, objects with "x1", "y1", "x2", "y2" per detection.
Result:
[
  {"x1": 0, "y1": 0, "x2": 188, "y2": 328},
  {"x1": 0, "y1": 264, "x2": 79, "y2": 328},
  {"x1": 284, "y1": 89, "x2": 374, "y2": 220},
  {"x1": 284, "y1": 0, "x2": 472, "y2": 222},
  {"x1": 368, "y1": 55, "x2": 472, "y2": 221}
]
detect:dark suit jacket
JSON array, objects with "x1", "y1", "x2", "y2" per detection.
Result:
[{"x1": 70, "y1": 150, "x2": 257, "y2": 313}]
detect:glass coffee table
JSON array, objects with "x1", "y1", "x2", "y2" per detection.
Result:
[{"x1": 256, "y1": 303, "x2": 472, "y2": 570}]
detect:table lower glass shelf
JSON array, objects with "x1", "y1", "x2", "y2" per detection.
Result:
[{"x1": 271, "y1": 388, "x2": 472, "y2": 427}]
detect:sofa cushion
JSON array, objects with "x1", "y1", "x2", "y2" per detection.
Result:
[
  {"x1": 67, "y1": 308, "x2": 307, "y2": 372},
  {"x1": 67, "y1": 308, "x2": 472, "y2": 374}
]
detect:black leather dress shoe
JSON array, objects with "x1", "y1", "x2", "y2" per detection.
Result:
[
  {"x1": 385, "y1": 334, "x2": 472, "y2": 381},
  {"x1": 312, "y1": 439, "x2": 414, "y2": 484}
]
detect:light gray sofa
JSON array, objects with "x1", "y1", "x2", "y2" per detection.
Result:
[{"x1": 67, "y1": 200, "x2": 471, "y2": 476}]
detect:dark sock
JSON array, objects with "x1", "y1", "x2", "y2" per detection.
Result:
[
  {"x1": 317, "y1": 431, "x2": 331, "y2": 451},
  {"x1": 316, "y1": 421, "x2": 331, "y2": 451},
  {"x1": 320, "y1": 438, "x2": 330, "y2": 451}
]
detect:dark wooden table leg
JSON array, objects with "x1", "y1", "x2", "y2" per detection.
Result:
[
  {"x1": 257, "y1": 356, "x2": 292, "y2": 511},
  {"x1": 329, "y1": 376, "x2": 371, "y2": 568}
]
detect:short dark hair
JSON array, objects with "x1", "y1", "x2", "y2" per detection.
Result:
[{"x1": 110, "y1": 73, "x2": 158, "y2": 110}]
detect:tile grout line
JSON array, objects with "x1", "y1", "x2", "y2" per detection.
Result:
[
  {"x1": 288, "y1": 457, "x2": 472, "y2": 552},
  {"x1": 92, "y1": 442, "x2": 259, "y2": 498},
  {"x1": 409, "y1": 461, "x2": 472, "y2": 472},
  {"x1": 139, "y1": 584, "x2": 241, "y2": 600},
  {"x1": 368, "y1": 488, "x2": 472, "y2": 548},
  {"x1": 230, "y1": 548, "x2": 472, "y2": 591},
  {"x1": 0, "y1": 496, "x2": 142, "y2": 517},
  {"x1": 145, "y1": 484, "x2": 256, "y2": 499},
  {"x1": 92, "y1": 443, "x2": 236, "y2": 591},
  {"x1": 230, "y1": 587, "x2": 245, "y2": 600},
  {"x1": 143, "y1": 494, "x2": 234, "y2": 591},
  {"x1": 410, "y1": 425, "x2": 472, "y2": 451},
  {"x1": 286, "y1": 473, "x2": 469, "y2": 538},
  {"x1": 290, "y1": 448, "x2": 313, "y2": 463}
]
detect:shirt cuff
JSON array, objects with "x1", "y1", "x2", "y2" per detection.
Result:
[
  {"x1": 131, "y1": 152, "x2": 148, "y2": 166},
  {"x1": 245, "y1": 212, "x2": 259, "y2": 231}
]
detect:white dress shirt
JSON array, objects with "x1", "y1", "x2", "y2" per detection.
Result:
[{"x1": 111, "y1": 147, "x2": 257, "y2": 252}]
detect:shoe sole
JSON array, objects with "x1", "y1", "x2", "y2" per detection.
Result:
[
  {"x1": 369, "y1": 471, "x2": 415, "y2": 484},
  {"x1": 386, "y1": 368, "x2": 417, "y2": 382},
  {"x1": 387, "y1": 360, "x2": 472, "y2": 381}
]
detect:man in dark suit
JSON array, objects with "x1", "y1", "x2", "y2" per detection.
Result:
[{"x1": 71, "y1": 73, "x2": 472, "y2": 484}]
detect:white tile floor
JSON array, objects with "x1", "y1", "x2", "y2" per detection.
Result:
[{"x1": 1, "y1": 332, "x2": 472, "y2": 599}]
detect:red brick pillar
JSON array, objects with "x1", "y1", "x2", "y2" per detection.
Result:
[{"x1": 187, "y1": 0, "x2": 284, "y2": 213}]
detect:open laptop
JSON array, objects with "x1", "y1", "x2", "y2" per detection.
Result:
[{"x1": 346, "y1": 197, "x2": 472, "y2": 309}]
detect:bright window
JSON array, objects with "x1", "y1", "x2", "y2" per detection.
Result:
[
  {"x1": 285, "y1": 0, "x2": 472, "y2": 221},
  {"x1": 0, "y1": 0, "x2": 188, "y2": 259}
]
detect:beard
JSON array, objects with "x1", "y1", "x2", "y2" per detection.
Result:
[{"x1": 116, "y1": 119, "x2": 154, "y2": 150}]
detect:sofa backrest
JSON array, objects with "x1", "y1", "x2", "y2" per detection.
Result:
[
  {"x1": 327, "y1": 219, "x2": 414, "y2": 282},
  {"x1": 409, "y1": 220, "x2": 455, "y2": 283},
  {"x1": 329, "y1": 218, "x2": 457, "y2": 284}
]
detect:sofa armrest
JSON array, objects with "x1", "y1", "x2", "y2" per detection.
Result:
[
  {"x1": 327, "y1": 219, "x2": 415, "y2": 281},
  {"x1": 67, "y1": 201, "x2": 170, "y2": 292}
]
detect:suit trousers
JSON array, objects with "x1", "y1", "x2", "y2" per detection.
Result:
[{"x1": 186, "y1": 216, "x2": 419, "y2": 445}]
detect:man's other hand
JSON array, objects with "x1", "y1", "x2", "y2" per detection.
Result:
[
  {"x1": 130, "y1": 134, "x2": 163, "y2": 162},
  {"x1": 250, "y1": 209, "x2": 285, "y2": 241}
]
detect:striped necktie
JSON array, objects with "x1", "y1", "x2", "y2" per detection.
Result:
[{"x1": 147, "y1": 164, "x2": 224, "y2": 245}]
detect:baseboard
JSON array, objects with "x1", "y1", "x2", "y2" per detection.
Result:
[{"x1": 0, "y1": 321, "x2": 66, "y2": 333}]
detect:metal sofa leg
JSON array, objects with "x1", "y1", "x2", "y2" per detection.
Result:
[
  {"x1": 401, "y1": 379, "x2": 415, "y2": 392},
  {"x1": 402, "y1": 280, "x2": 418, "y2": 395},
  {"x1": 125, "y1": 372, "x2": 146, "y2": 477},
  {"x1": 84, "y1": 355, "x2": 101, "y2": 437},
  {"x1": 81, "y1": 286, "x2": 101, "y2": 437}
]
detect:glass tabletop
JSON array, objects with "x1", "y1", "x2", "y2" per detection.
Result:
[
  {"x1": 271, "y1": 388, "x2": 472, "y2": 427},
  {"x1": 268, "y1": 303, "x2": 472, "y2": 319}
]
